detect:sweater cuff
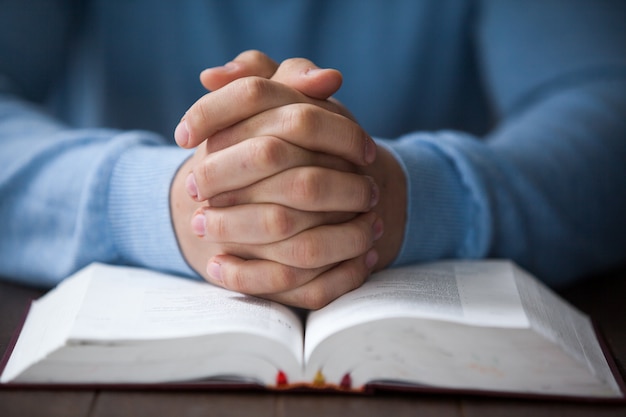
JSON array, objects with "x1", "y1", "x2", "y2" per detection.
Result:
[
  {"x1": 378, "y1": 132, "x2": 486, "y2": 267},
  {"x1": 108, "y1": 142, "x2": 197, "y2": 278}
]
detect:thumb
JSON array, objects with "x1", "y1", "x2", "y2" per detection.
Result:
[
  {"x1": 200, "y1": 53, "x2": 343, "y2": 101},
  {"x1": 199, "y1": 50, "x2": 279, "y2": 92},
  {"x1": 271, "y1": 57, "x2": 343, "y2": 100}
]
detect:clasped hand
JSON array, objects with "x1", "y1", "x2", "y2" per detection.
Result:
[{"x1": 171, "y1": 51, "x2": 406, "y2": 309}]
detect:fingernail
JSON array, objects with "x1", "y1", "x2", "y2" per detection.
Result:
[
  {"x1": 365, "y1": 249, "x2": 379, "y2": 269},
  {"x1": 364, "y1": 137, "x2": 376, "y2": 164},
  {"x1": 185, "y1": 173, "x2": 199, "y2": 200},
  {"x1": 174, "y1": 120, "x2": 189, "y2": 147},
  {"x1": 372, "y1": 217, "x2": 384, "y2": 241},
  {"x1": 207, "y1": 260, "x2": 222, "y2": 284},
  {"x1": 368, "y1": 177, "x2": 380, "y2": 208},
  {"x1": 305, "y1": 67, "x2": 324, "y2": 76},
  {"x1": 191, "y1": 213, "x2": 206, "y2": 237},
  {"x1": 222, "y1": 61, "x2": 239, "y2": 72}
]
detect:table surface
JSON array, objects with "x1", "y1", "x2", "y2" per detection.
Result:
[{"x1": 1, "y1": 267, "x2": 625, "y2": 417}]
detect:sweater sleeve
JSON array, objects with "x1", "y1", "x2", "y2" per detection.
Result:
[
  {"x1": 0, "y1": 95, "x2": 196, "y2": 287},
  {"x1": 0, "y1": 1, "x2": 196, "y2": 286},
  {"x1": 385, "y1": 0, "x2": 626, "y2": 286}
]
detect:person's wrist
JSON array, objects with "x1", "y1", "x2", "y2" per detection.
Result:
[
  {"x1": 379, "y1": 134, "x2": 479, "y2": 267},
  {"x1": 108, "y1": 140, "x2": 196, "y2": 276}
]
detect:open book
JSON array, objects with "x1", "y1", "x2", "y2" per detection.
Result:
[{"x1": 1, "y1": 260, "x2": 624, "y2": 399}]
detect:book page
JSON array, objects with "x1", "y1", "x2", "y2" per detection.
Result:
[
  {"x1": 454, "y1": 260, "x2": 529, "y2": 326},
  {"x1": 68, "y1": 264, "x2": 304, "y2": 365},
  {"x1": 0, "y1": 268, "x2": 92, "y2": 382},
  {"x1": 304, "y1": 260, "x2": 529, "y2": 362},
  {"x1": 513, "y1": 266, "x2": 621, "y2": 394}
]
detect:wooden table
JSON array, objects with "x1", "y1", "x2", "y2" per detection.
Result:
[{"x1": 1, "y1": 268, "x2": 625, "y2": 417}]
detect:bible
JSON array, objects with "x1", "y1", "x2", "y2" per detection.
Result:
[{"x1": 1, "y1": 260, "x2": 624, "y2": 399}]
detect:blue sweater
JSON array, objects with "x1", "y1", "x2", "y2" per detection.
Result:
[{"x1": 1, "y1": 0, "x2": 625, "y2": 288}]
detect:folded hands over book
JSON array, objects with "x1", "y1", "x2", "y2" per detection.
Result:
[{"x1": 170, "y1": 50, "x2": 407, "y2": 309}]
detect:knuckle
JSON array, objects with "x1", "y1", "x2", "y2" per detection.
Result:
[
  {"x1": 236, "y1": 76, "x2": 271, "y2": 104},
  {"x1": 265, "y1": 205, "x2": 294, "y2": 239},
  {"x1": 343, "y1": 123, "x2": 367, "y2": 158},
  {"x1": 242, "y1": 49, "x2": 265, "y2": 62},
  {"x1": 291, "y1": 168, "x2": 322, "y2": 205},
  {"x1": 275, "y1": 265, "x2": 299, "y2": 290},
  {"x1": 354, "y1": 177, "x2": 373, "y2": 211},
  {"x1": 197, "y1": 159, "x2": 218, "y2": 193},
  {"x1": 279, "y1": 57, "x2": 298, "y2": 68},
  {"x1": 282, "y1": 104, "x2": 318, "y2": 135},
  {"x1": 279, "y1": 57, "x2": 308, "y2": 73},
  {"x1": 350, "y1": 223, "x2": 373, "y2": 253},
  {"x1": 194, "y1": 95, "x2": 214, "y2": 128},
  {"x1": 299, "y1": 286, "x2": 329, "y2": 310},
  {"x1": 225, "y1": 267, "x2": 250, "y2": 293},
  {"x1": 344, "y1": 262, "x2": 367, "y2": 290},
  {"x1": 346, "y1": 123, "x2": 366, "y2": 152},
  {"x1": 291, "y1": 235, "x2": 322, "y2": 268},
  {"x1": 251, "y1": 137, "x2": 285, "y2": 171}
]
